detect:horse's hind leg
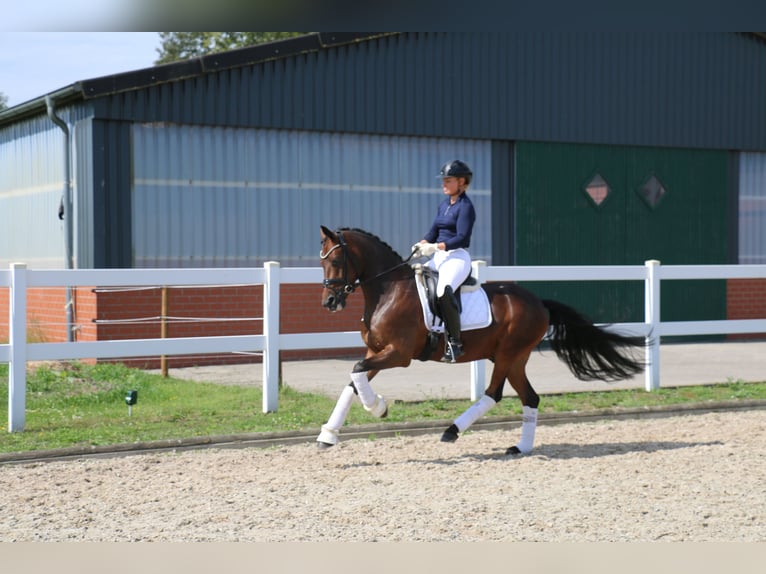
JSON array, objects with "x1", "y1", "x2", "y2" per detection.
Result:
[
  {"x1": 506, "y1": 362, "x2": 540, "y2": 455},
  {"x1": 440, "y1": 363, "x2": 506, "y2": 443}
]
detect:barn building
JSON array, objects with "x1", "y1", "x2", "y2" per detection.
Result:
[{"x1": 1, "y1": 32, "x2": 765, "y2": 366}]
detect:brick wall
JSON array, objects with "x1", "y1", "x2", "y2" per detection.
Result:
[
  {"x1": 91, "y1": 284, "x2": 366, "y2": 368},
  {"x1": 726, "y1": 278, "x2": 766, "y2": 339}
]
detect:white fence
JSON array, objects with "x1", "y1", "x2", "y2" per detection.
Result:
[{"x1": 2, "y1": 260, "x2": 766, "y2": 432}]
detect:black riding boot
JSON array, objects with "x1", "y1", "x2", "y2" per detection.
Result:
[{"x1": 438, "y1": 286, "x2": 464, "y2": 363}]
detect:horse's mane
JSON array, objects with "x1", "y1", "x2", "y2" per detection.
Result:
[{"x1": 338, "y1": 227, "x2": 403, "y2": 262}]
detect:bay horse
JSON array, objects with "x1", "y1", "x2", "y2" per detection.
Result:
[{"x1": 317, "y1": 226, "x2": 645, "y2": 455}]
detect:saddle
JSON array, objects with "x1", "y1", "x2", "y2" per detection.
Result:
[
  {"x1": 416, "y1": 265, "x2": 480, "y2": 317},
  {"x1": 412, "y1": 264, "x2": 491, "y2": 360}
]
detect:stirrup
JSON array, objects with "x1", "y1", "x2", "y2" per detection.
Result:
[{"x1": 441, "y1": 340, "x2": 464, "y2": 363}]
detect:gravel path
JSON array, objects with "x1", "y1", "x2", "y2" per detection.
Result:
[{"x1": 1, "y1": 409, "x2": 764, "y2": 542}]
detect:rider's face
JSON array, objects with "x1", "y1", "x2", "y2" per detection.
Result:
[{"x1": 442, "y1": 177, "x2": 462, "y2": 197}]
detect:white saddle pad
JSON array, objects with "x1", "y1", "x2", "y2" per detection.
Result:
[{"x1": 415, "y1": 274, "x2": 493, "y2": 333}]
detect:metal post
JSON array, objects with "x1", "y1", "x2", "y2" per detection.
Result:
[
  {"x1": 469, "y1": 260, "x2": 487, "y2": 401},
  {"x1": 263, "y1": 262, "x2": 280, "y2": 413},
  {"x1": 9, "y1": 263, "x2": 28, "y2": 432},
  {"x1": 644, "y1": 260, "x2": 661, "y2": 391}
]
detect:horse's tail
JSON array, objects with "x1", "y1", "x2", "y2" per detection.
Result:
[{"x1": 542, "y1": 299, "x2": 646, "y2": 381}]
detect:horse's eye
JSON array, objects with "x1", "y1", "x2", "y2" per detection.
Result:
[{"x1": 331, "y1": 259, "x2": 341, "y2": 268}]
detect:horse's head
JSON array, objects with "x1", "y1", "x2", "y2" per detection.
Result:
[{"x1": 319, "y1": 225, "x2": 359, "y2": 311}]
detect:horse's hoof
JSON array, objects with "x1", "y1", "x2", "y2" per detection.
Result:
[
  {"x1": 365, "y1": 394, "x2": 388, "y2": 418},
  {"x1": 440, "y1": 424, "x2": 459, "y2": 443},
  {"x1": 317, "y1": 425, "x2": 339, "y2": 447},
  {"x1": 505, "y1": 446, "x2": 521, "y2": 455}
]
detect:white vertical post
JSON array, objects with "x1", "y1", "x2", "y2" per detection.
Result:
[
  {"x1": 9, "y1": 263, "x2": 27, "y2": 432},
  {"x1": 644, "y1": 260, "x2": 661, "y2": 391},
  {"x1": 469, "y1": 260, "x2": 487, "y2": 401},
  {"x1": 262, "y1": 262, "x2": 281, "y2": 413}
]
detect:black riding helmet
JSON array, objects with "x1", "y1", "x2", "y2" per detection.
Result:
[{"x1": 438, "y1": 160, "x2": 472, "y2": 185}]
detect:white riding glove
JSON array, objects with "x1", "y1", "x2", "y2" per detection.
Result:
[{"x1": 412, "y1": 242, "x2": 438, "y2": 257}]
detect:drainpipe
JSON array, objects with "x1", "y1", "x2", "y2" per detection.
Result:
[{"x1": 45, "y1": 96, "x2": 75, "y2": 342}]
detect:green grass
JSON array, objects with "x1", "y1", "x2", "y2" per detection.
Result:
[{"x1": 0, "y1": 362, "x2": 764, "y2": 454}]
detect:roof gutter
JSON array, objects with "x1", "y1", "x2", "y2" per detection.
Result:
[
  {"x1": 0, "y1": 85, "x2": 81, "y2": 127},
  {"x1": 45, "y1": 95, "x2": 76, "y2": 342}
]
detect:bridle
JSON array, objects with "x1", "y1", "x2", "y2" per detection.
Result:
[
  {"x1": 319, "y1": 230, "x2": 359, "y2": 305},
  {"x1": 319, "y1": 229, "x2": 418, "y2": 307}
]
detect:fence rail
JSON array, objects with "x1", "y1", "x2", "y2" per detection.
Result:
[{"x1": 3, "y1": 261, "x2": 766, "y2": 432}]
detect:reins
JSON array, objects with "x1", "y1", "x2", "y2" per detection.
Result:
[
  {"x1": 361, "y1": 249, "x2": 418, "y2": 286},
  {"x1": 320, "y1": 230, "x2": 418, "y2": 297}
]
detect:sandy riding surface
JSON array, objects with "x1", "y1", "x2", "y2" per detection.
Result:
[{"x1": 1, "y1": 410, "x2": 764, "y2": 542}]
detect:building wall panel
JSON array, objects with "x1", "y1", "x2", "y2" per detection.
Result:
[
  {"x1": 515, "y1": 141, "x2": 728, "y2": 324},
  {"x1": 131, "y1": 124, "x2": 492, "y2": 268},
  {"x1": 739, "y1": 152, "x2": 766, "y2": 264}
]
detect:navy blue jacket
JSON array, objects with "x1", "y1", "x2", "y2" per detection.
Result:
[{"x1": 423, "y1": 193, "x2": 476, "y2": 250}]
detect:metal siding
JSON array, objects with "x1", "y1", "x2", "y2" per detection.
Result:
[
  {"x1": 72, "y1": 117, "x2": 94, "y2": 268},
  {"x1": 739, "y1": 152, "x2": 766, "y2": 264},
  {"x1": 0, "y1": 122, "x2": 67, "y2": 268},
  {"x1": 132, "y1": 124, "x2": 491, "y2": 268},
  {"x1": 89, "y1": 120, "x2": 132, "y2": 268},
  {"x1": 85, "y1": 33, "x2": 766, "y2": 151},
  {"x1": 490, "y1": 140, "x2": 515, "y2": 265}
]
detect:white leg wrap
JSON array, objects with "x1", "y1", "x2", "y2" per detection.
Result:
[
  {"x1": 515, "y1": 406, "x2": 538, "y2": 454},
  {"x1": 317, "y1": 384, "x2": 357, "y2": 445},
  {"x1": 350, "y1": 371, "x2": 388, "y2": 417},
  {"x1": 453, "y1": 395, "x2": 496, "y2": 432},
  {"x1": 317, "y1": 425, "x2": 340, "y2": 446},
  {"x1": 350, "y1": 371, "x2": 375, "y2": 406}
]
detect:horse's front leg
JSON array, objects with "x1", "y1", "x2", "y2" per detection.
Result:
[
  {"x1": 316, "y1": 363, "x2": 384, "y2": 448},
  {"x1": 350, "y1": 343, "x2": 412, "y2": 418},
  {"x1": 317, "y1": 368, "x2": 381, "y2": 449},
  {"x1": 316, "y1": 345, "x2": 408, "y2": 449}
]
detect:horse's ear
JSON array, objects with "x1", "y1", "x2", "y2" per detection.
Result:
[{"x1": 320, "y1": 225, "x2": 337, "y2": 242}]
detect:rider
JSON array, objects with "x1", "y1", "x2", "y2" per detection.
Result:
[{"x1": 412, "y1": 160, "x2": 476, "y2": 363}]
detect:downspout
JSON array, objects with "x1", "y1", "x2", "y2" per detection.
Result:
[{"x1": 45, "y1": 96, "x2": 75, "y2": 343}]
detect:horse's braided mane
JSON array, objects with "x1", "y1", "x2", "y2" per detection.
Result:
[{"x1": 338, "y1": 227, "x2": 403, "y2": 262}]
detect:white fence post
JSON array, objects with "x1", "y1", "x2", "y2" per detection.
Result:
[
  {"x1": 262, "y1": 262, "x2": 280, "y2": 413},
  {"x1": 8, "y1": 263, "x2": 27, "y2": 432},
  {"x1": 644, "y1": 260, "x2": 661, "y2": 391},
  {"x1": 469, "y1": 260, "x2": 487, "y2": 401}
]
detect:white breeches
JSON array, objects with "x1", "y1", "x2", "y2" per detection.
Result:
[{"x1": 426, "y1": 248, "x2": 471, "y2": 297}]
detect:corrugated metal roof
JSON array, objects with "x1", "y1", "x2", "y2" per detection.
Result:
[{"x1": 2, "y1": 32, "x2": 766, "y2": 152}]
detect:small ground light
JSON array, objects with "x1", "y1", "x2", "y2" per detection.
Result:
[{"x1": 125, "y1": 390, "x2": 138, "y2": 416}]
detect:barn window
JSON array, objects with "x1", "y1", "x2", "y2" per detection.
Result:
[
  {"x1": 583, "y1": 173, "x2": 611, "y2": 207},
  {"x1": 637, "y1": 174, "x2": 667, "y2": 209}
]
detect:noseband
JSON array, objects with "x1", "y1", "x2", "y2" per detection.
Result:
[
  {"x1": 320, "y1": 230, "x2": 419, "y2": 306},
  {"x1": 320, "y1": 230, "x2": 359, "y2": 304}
]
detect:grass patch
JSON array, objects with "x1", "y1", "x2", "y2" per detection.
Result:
[{"x1": 0, "y1": 362, "x2": 764, "y2": 454}]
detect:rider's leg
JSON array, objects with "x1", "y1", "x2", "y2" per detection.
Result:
[
  {"x1": 437, "y1": 286, "x2": 464, "y2": 362},
  {"x1": 435, "y1": 251, "x2": 471, "y2": 363}
]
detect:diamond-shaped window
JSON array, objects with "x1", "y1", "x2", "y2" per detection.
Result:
[
  {"x1": 638, "y1": 174, "x2": 667, "y2": 209},
  {"x1": 584, "y1": 173, "x2": 611, "y2": 207}
]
